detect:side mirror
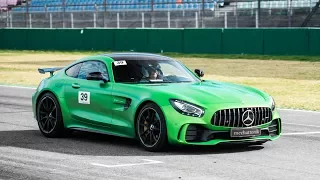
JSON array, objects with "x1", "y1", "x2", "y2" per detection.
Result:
[
  {"x1": 195, "y1": 69, "x2": 204, "y2": 77},
  {"x1": 87, "y1": 72, "x2": 109, "y2": 83}
]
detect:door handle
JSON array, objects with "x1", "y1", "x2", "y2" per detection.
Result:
[{"x1": 72, "y1": 83, "x2": 80, "y2": 89}]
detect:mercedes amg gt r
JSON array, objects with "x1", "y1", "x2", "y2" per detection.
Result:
[{"x1": 32, "y1": 53, "x2": 281, "y2": 151}]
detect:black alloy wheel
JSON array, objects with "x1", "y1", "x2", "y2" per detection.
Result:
[
  {"x1": 136, "y1": 103, "x2": 168, "y2": 151},
  {"x1": 36, "y1": 92, "x2": 66, "y2": 138}
]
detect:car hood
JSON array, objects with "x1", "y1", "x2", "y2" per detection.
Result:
[{"x1": 141, "y1": 80, "x2": 269, "y2": 105}]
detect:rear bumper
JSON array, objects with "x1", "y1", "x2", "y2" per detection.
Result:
[{"x1": 32, "y1": 91, "x2": 37, "y2": 119}]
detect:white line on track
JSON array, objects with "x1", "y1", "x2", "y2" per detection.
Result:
[
  {"x1": 0, "y1": 85, "x2": 36, "y2": 89},
  {"x1": 278, "y1": 108, "x2": 320, "y2": 114},
  {"x1": 91, "y1": 159, "x2": 164, "y2": 168},
  {"x1": 283, "y1": 122, "x2": 320, "y2": 128},
  {"x1": 282, "y1": 131, "x2": 320, "y2": 136}
]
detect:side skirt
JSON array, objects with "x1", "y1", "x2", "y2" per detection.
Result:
[{"x1": 70, "y1": 127, "x2": 134, "y2": 139}]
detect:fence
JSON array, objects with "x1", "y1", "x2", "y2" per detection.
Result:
[
  {"x1": 1, "y1": 28, "x2": 320, "y2": 55},
  {"x1": 0, "y1": 1, "x2": 319, "y2": 28}
]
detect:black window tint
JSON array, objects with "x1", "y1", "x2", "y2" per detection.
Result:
[
  {"x1": 78, "y1": 61, "x2": 108, "y2": 80},
  {"x1": 112, "y1": 61, "x2": 143, "y2": 82},
  {"x1": 66, "y1": 63, "x2": 82, "y2": 78}
]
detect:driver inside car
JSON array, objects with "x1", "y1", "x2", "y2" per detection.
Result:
[
  {"x1": 148, "y1": 68, "x2": 160, "y2": 80},
  {"x1": 139, "y1": 62, "x2": 164, "y2": 82}
]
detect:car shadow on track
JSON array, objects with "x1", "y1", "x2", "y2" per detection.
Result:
[{"x1": 0, "y1": 130, "x2": 264, "y2": 156}]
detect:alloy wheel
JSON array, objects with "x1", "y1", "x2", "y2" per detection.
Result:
[
  {"x1": 137, "y1": 108, "x2": 161, "y2": 148},
  {"x1": 38, "y1": 96, "x2": 57, "y2": 134}
]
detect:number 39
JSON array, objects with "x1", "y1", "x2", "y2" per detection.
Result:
[
  {"x1": 78, "y1": 91, "x2": 90, "y2": 104},
  {"x1": 80, "y1": 93, "x2": 87, "y2": 101}
]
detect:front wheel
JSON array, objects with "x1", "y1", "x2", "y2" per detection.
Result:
[
  {"x1": 136, "y1": 103, "x2": 168, "y2": 152},
  {"x1": 36, "y1": 92, "x2": 66, "y2": 138},
  {"x1": 249, "y1": 140, "x2": 268, "y2": 146}
]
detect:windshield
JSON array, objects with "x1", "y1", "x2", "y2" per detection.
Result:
[{"x1": 112, "y1": 59, "x2": 200, "y2": 84}]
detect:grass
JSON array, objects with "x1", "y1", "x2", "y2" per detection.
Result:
[
  {"x1": 209, "y1": 76, "x2": 320, "y2": 111},
  {"x1": 0, "y1": 51, "x2": 319, "y2": 111},
  {"x1": 165, "y1": 53, "x2": 320, "y2": 62}
]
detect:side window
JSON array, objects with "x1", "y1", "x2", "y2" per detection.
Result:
[
  {"x1": 112, "y1": 61, "x2": 140, "y2": 82},
  {"x1": 66, "y1": 63, "x2": 82, "y2": 78},
  {"x1": 77, "y1": 61, "x2": 108, "y2": 80}
]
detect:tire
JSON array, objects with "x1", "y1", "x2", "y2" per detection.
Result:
[
  {"x1": 136, "y1": 102, "x2": 168, "y2": 152},
  {"x1": 235, "y1": 140, "x2": 267, "y2": 147},
  {"x1": 249, "y1": 140, "x2": 268, "y2": 146},
  {"x1": 36, "y1": 92, "x2": 67, "y2": 138}
]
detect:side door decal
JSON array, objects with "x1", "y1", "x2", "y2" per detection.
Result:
[{"x1": 78, "y1": 91, "x2": 91, "y2": 104}]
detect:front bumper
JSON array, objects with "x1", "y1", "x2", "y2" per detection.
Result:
[
  {"x1": 177, "y1": 118, "x2": 281, "y2": 145},
  {"x1": 162, "y1": 104, "x2": 282, "y2": 145}
]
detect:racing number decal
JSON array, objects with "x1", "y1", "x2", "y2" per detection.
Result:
[{"x1": 78, "y1": 91, "x2": 90, "y2": 104}]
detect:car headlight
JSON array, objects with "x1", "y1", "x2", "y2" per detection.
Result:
[
  {"x1": 169, "y1": 99, "x2": 204, "y2": 117},
  {"x1": 271, "y1": 96, "x2": 276, "y2": 111}
]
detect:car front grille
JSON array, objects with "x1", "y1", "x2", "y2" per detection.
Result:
[{"x1": 211, "y1": 107, "x2": 272, "y2": 127}]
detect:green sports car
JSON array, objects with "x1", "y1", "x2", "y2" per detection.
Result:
[{"x1": 32, "y1": 53, "x2": 281, "y2": 151}]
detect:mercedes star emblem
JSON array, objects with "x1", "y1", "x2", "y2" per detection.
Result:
[{"x1": 242, "y1": 110, "x2": 255, "y2": 127}]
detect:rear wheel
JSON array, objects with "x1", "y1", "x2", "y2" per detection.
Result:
[
  {"x1": 36, "y1": 92, "x2": 66, "y2": 138},
  {"x1": 136, "y1": 103, "x2": 168, "y2": 152}
]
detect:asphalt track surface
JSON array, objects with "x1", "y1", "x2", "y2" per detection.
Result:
[{"x1": 0, "y1": 85, "x2": 320, "y2": 180}]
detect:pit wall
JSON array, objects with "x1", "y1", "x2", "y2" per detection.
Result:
[{"x1": 1, "y1": 28, "x2": 319, "y2": 55}]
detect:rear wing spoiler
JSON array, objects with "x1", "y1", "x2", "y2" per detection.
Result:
[{"x1": 38, "y1": 67, "x2": 64, "y2": 76}]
